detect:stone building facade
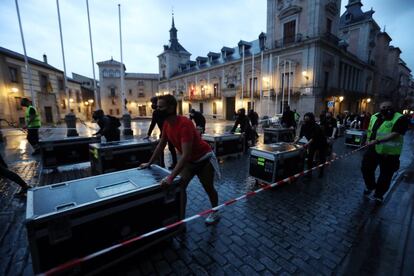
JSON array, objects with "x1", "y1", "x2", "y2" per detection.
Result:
[
  {"x1": 97, "y1": 58, "x2": 158, "y2": 118},
  {"x1": 338, "y1": 0, "x2": 411, "y2": 112},
  {"x1": 158, "y1": 0, "x2": 410, "y2": 119},
  {"x1": 0, "y1": 47, "x2": 65, "y2": 126}
]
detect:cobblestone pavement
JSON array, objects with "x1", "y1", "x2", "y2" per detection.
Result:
[{"x1": 0, "y1": 121, "x2": 413, "y2": 275}]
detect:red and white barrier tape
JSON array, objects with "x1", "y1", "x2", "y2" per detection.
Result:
[{"x1": 39, "y1": 143, "x2": 370, "y2": 276}]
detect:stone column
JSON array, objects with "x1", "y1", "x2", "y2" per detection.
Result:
[
  {"x1": 65, "y1": 112, "x2": 79, "y2": 137},
  {"x1": 122, "y1": 113, "x2": 133, "y2": 136}
]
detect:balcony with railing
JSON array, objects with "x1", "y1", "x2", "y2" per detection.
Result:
[
  {"x1": 274, "y1": 34, "x2": 303, "y2": 48},
  {"x1": 183, "y1": 92, "x2": 222, "y2": 101}
]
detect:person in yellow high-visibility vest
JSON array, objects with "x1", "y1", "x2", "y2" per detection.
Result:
[
  {"x1": 361, "y1": 100, "x2": 409, "y2": 203},
  {"x1": 21, "y1": 98, "x2": 41, "y2": 155}
]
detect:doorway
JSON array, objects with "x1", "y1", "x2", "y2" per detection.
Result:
[
  {"x1": 178, "y1": 100, "x2": 183, "y2": 115},
  {"x1": 225, "y1": 97, "x2": 235, "y2": 120},
  {"x1": 44, "y1": 106, "x2": 53, "y2": 123}
]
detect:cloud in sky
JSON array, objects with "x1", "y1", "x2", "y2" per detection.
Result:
[{"x1": 0, "y1": 0, "x2": 412, "y2": 78}]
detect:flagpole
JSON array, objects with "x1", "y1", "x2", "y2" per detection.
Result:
[
  {"x1": 118, "y1": 3, "x2": 133, "y2": 135},
  {"x1": 260, "y1": 50, "x2": 263, "y2": 116},
  {"x1": 118, "y1": 4, "x2": 126, "y2": 115},
  {"x1": 241, "y1": 44, "x2": 245, "y2": 110},
  {"x1": 282, "y1": 59, "x2": 286, "y2": 113},
  {"x1": 251, "y1": 49, "x2": 254, "y2": 111},
  {"x1": 57, "y1": 0, "x2": 78, "y2": 136},
  {"x1": 288, "y1": 60, "x2": 292, "y2": 106},
  {"x1": 268, "y1": 53, "x2": 272, "y2": 116},
  {"x1": 15, "y1": 0, "x2": 35, "y2": 107},
  {"x1": 275, "y1": 56, "x2": 279, "y2": 115},
  {"x1": 86, "y1": 0, "x2": 100, "y2": 109}
]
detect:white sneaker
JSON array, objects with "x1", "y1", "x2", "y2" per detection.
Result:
[{"x1": 205, "y1": 211, "x2": 220, "y2": 225}]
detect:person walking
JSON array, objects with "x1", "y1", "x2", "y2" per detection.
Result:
[
  {"x1": 0, "y1": 153, "x2": 31, "y2": 197},
  {"x1": 20, "y1": 98, "x2": 41, "y2": 155},
  {"x1": 92, "y1": 109, "x2": 121, "y2": 142},
  {"x1": 139, "y1": 95, "x2": 220, "y2": 225},
  {"x1": 361, "y1": 100, "x2": 409, "y2": 203},
  {"x1": 189, "y1": 109, "x2": 206, "y2": 134},
  {"x1": 145, "y1": 96, "x2": 178, "y2": 169},
  {"x1": 294, "y1": 112, "x2": 328, "y2": 178}
]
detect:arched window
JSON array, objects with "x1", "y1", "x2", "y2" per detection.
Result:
[
  {"x1": 103, "y1": 69, "x2": 109, "y2": 78},
  {"x1": 109, "y1": 70, "x2": 115, "y2": 78},
  {"x1": 115, "y1": 70, "x2": 121, "y2": 77}
]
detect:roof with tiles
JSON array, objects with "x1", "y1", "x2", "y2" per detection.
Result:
[{"x1": 170, "y1": 38, "x2": 262, "y2": 78}]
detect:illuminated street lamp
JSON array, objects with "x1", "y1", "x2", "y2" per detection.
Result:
[
  {"x1": 11, "y1": 87, "x2": 19, "y2": 93},
  {"x1": 366, "y1": 98, "x2": 371, "y2": 103}
]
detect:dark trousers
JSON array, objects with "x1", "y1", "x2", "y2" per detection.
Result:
[
  {"x1": 0, "y1": 156, "x2": 28, "y2": 189},
  {"x1": 160, "y1": 140, "x2": 178, "y2": 168},
  {"x1": 361, "y1": 147, "x2": 400, "y2": 197},
  {"x1": 27, "y1": 128, "x2": 39, "y2": 149},
  {"x1": 307, "y1": 146, "x2": 327, "y2": 175}
]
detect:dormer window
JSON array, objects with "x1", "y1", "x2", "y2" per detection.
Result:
[
  {"x1": 238, "y1": 41, "x2": 252, "y2": 55},
  {"x1": 345, "y1": 13, "x2": 352, "y2": 21}
]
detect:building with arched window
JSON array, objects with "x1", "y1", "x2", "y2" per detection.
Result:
[{"x1": 158, "y1": 0, "x2": 411, "y2": 120}]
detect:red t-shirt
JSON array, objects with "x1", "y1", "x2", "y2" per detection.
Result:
[{"x1": 162, "y1": 116, "x2": 211, "y2": 161}]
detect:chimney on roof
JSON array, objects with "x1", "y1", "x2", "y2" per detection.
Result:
[{"x1": 43, "y1": 54, "x2": 48, "y2": 64}]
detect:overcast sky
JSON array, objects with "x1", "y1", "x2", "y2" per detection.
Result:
[{"x1": 1, "y1": 0, "x2": 413, "y2": 78}]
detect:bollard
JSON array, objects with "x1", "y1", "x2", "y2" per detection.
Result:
[
  {"x1": 65, "y1": 113, "x2": 79, "y2": 137},
  {"x1": 122, "y1": 113, "x2": 133, "y2": 136}
]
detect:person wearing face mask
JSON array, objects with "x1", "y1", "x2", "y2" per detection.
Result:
[
  {"x1": 139, "y1": 95, "x2": 221, "y2": 225},
  {"x1": 361, "y1": 100, "x2": 409, "y2": 203},
  {"x1": 145, "y1": 96, "x2": 177, "y2": 169},
  {"x1": 294, "y1": 112, "x2": 328, "y2": 178}
]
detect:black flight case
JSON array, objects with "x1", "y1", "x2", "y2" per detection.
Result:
[
  {"x1": 249, "y1": 142, "x2": 305, "y2": 184},
  {"x1": 202, "y1": 133, "x2": 245, "y2": 158},
  {"x1": 344, "y1": 129, "x2": 367, "y2": 147},
  {"x1": 263, "y1": 127, "x2": 295, "y2": 144},
  {"x1": 39, "y1": 136, "x2": 101, "y2": 169},
  {"x1": 25, "y1": 165, "x2": 183, "y2": 275},
  {"x1": 89, "y1": 138, "x2": 158, "y2": 175}
]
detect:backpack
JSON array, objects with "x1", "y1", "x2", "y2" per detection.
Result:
[{"x1": 107, "y1": 115, "x2": 121, "y2": 128}]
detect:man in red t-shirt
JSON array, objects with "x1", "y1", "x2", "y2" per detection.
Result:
[{"x1": 139, "y1": 95, "x2": 220, "y2": 225}]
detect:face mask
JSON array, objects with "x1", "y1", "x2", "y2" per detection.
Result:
[
  {"x1": 381, "y1": 108, "x2": 394, "y2": 118},
  {"x1": 158, "y1": 109, "x2": 172, "y2": 120}
]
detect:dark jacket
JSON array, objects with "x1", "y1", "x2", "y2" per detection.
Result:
[
  {"x1": 96, "y1": 116, "x2": 120, "y2": 142},
  {"x1": 147, "y1": 109, "x2": 165, "y2": 136},
  {"x1": 190, "y1": 111, "x2": 206, "y2": 129},
  {"x1": 248, "y1": 111, "x2": 259, "y2": 126},
  {"x1": 299, "y1": 122, "x2": 328, "y2": 150},
  {"x1": 281, "y1": 110, "x2": 296, "y2": 128},
  {"x1": 231, "y1": 115, "x2": 253, "y2": 137}
]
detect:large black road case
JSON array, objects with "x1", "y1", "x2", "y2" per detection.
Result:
[
  {"x1": 26, "y1": 165, "x2": 183, "y2": 275},
  {"x1": 89, "y1": 139, "x2": 158, "y2": 175},
  {"x1": 263, "y1": 127, "x2": 295, "y2": 144},
  {"x1": 344, "y1": 129, "x2": 367, "y2": 147},
  {"x1": 249, "y1": 142, "x2": 305, "y2": 184},
  {"x1": 202, "y1": 133, "x2": 244, "y2": 158},
  {"x1": 39, "y1": 136, "x2": 100, "y2": 169}
]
